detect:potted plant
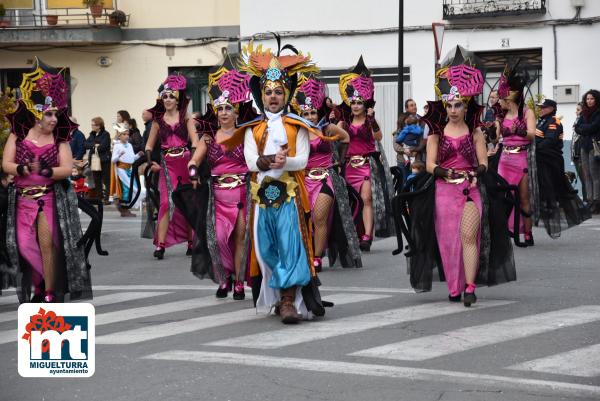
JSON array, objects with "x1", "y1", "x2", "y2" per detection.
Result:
[
  {"x1": 46, "y1": 10, "x2": 58, "y2": 26},
  {"x1": 108, "y1": 9, "x2": 126, "y2": 26},
  {"x1": 0, "y1": 3, "x2": 10, "y2": 28},
  {"x1": 82, "y1": 0, "x2": 103, "y2": 18}
]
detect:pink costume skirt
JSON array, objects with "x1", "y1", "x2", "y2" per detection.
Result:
[
  {"x1": 155, "y1": 151, "x2": 191, "y2": 248},
  {"x1": 304, "y1": 172, "x2": 335, "y2": 225},
  {"x1": 497, "y1": 150, "x2": 528, "y2": 234},
  {"x1": 16, "y1": 192, "x2": 59, "y2": 286},
  {"x1": 344, "y1": 161, "x2": 371, "y2": 194},
  {"x1": 213, "y1": 183, "x2": 247, "y2": 277},
  {"x1": 434, "y1": 179, "x2": 482, "y2": 297}
]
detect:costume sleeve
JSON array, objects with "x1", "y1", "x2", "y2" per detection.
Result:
[
  {"x1": 111, "y1": 144, "x2": 121, "y2": 163},
  {"x1": 283, "y1": 127, "x2": 309, "y2": 171},
  {"x1": 244, "y1": 127, "x2": 260, "y2": 172}
]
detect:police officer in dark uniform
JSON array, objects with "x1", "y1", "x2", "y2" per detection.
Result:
[
  {"x1": 535, "y1": 99, "x2": 563, "y2": 151},
  {"x1": 534, "y1": 99, "x2": 589, "y2": 236}
]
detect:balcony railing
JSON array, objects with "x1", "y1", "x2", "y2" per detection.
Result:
[
  {"x1": 443, "y1": 0, "x2": 546, "y2": 19},
  {"x1": 0, "y1": 9, "x2": 129, "y2": 28}
]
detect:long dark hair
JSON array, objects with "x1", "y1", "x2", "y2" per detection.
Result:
[
  {"x1": 581, "y1": 89, "x2": 600, "y2": 121},
  {"x1": 117, "y1": 110, "x2": 131, "y2": 123}
]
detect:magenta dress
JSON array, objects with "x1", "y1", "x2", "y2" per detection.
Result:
[
  {"x1": 14, "y1": 140, "x2": 60, "y2": 288},
  {"x1": 497, "y1": 116, "x2": 531, "y2": 234},
  {"x1": 155, "y1": 118, "x2": 192, "y2": 247},
  {"x1": 207, "y1": 140, "x2": 248, "y2": 278},
  {"x1": 434, "y1": 133, "x2": 482, "y2": 297},
  {"x1": 304, "y1": 135, "x2": 335, "y2": 211},
  {"x1": 344, "y1": 123, "x2": 376, "y2": 194}
]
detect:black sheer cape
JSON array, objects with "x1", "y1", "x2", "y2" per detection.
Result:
[{"x1": 392, "y1": 170, "x2": 517, "y2": 292}]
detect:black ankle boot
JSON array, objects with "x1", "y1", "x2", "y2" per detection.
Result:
[
  {"x1": 463, "y1": 291, "x2": 477, "y2": 307},
  {"x1": 153, "y1": 247, "x2": 165, "y2": 260}
]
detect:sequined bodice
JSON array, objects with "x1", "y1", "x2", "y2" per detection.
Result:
[
  {"x1": 501, "y1": 116, "x2": 531, "y2": 146},
  {"x1": 347, "y1": 122, "x2": 375, "y2": 156},
  {"x1": 158, "y1": 117, "x2": 188, "y2": 149},
  {"x1": 14, "y1": 140, "x2": 58, "y2": 188},
  {"x1": 307, "y1": 136, "x2": 333, "y2": 169},
  {"x1": 207, "y1": 139, "x2": 247, "y2": 176},
  {"x1": 437, "y1": 133, "x2": 477, "y2": 169}
]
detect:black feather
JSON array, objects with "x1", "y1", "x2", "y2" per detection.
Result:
[{"x1": 281, "y1": 44, "x2": 299, "y2": 55}]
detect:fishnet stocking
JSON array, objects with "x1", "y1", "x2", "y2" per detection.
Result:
[
  {"x1": 460, "y1": 201, "x2": 480, "y2": 286},
  {"x1": 157, "y1": 212, "x2": 170, "y2": 244},
  {"x1": 360, "y1": 180, "x2": 374, "y2": 237},
  {"x1": 518, "y1": 175, "x2": 533, "y2": 233},
  {"x1": 232, "y1": 208, "x2": 246, "y2": 280},
  {"x1": 37, "y1": 212, "x2": 56, "y2": 292},
  {"x1": 312, "y1": 192, "x2": 334, "y2": 257}
]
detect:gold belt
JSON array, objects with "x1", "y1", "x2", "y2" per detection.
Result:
[
  {"x1": 116, "y1": 161, "x2": 132, "y2": 169},
  {"x1": 348, "y1": 155, "x2": 368, "y2": 168},
  {"x1": 503, "y1": 145, "x2": 528, "y2": 154},
  {"x1": 19, "y1": 185, "x2": 51, "y2": 200},
  {"x1": 213, "y1": 173, "x2": 246, "y2": 189},
  {"x1": 306, "y1": 168, "x2": 329, "y2": 180},
  {"x1": 163, "y1": 147, "x2": 186, "y2": 157},
  {"x1": 442, "y1": 171, "x2": 471, "y2": 185}
]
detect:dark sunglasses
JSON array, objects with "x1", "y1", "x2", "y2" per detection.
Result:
[{"x1": 161, "y1": 94, "x2": 177, "y2": 100}]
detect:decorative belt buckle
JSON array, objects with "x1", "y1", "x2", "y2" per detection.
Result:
[
  {"x1": 215, "y1": 174, "x2": 244, "y2": 189},
  {"x1": 258, "y1": 180, "x2": 288, "y2": 208},
  {"x1": 349, "y1": 156, "x2": 367, "y2": 168},
  {"x1": 166, "y1": 147, "x2": 185, "y2": 157},
  {"x1": 21, "y1": 186, "x2": 48, "y2": 199},
  {"x1": 307, "y1": 168, "x2": 329, "y2": 181}
]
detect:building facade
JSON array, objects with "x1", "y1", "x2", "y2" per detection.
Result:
[
  {"x1": 241, "y1": 0, "x2": 600, "y2": 160},
  {"x1": 1, "y1": 0, "x2": 598, "y2": 160},
  {"x1": 0, "y1": 0, "x2": 239, "y2": 137}
]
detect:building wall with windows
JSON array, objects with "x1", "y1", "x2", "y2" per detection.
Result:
[
  {"x1": 241, "y1": 0, "x2": 600, "y2": 162},
  {"x1": 0, "y1": 0, "x2": 239, "y2": 141}
]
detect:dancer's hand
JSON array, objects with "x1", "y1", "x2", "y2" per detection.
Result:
[
  {"x1": 29, "y1": 157, "x2": 41, "y2": 174},
  {"x1": 270, "y1": 148, "x2": 288, "y2": 169},
  {"x1": 367, "y1": 108, "x2": 375, "y2": 118},
  {"x1": 150, "y1": 162, "x2": 161, "y2": 173}
]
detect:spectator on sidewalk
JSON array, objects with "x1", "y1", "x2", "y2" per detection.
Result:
[{"x1": 574, "y1": 89, "x2": 600, "y2": 213}]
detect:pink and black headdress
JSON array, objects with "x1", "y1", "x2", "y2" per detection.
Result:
[
  {"x1": 208, "y1": 55, "x2": 251, "y2": 110},
  {"x1": 148, "y1": 74, "x2": 190, "y2": 122},
  {"x1": 497, "y1": 58, "x2": 533, "y2": 119},
  {"x1": 7, "y1": 57, "x2": 77, "y2": 142},
  {"x1": 421, "y1": 61, "x2": 484, "y2": 136},
  {"x1": 292, "y1": 74, "x2": 328, "y2": 116},
  {"x1": 339, "y1": 56, "x2": 375, "y2": 108}
]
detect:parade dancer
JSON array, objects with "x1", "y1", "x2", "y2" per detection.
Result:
[
  {"x1": 336, "y1": 56, "x2": 394, "y2": 251},
  {"x1": 395, "y1": 61, "x2": 516, "y2": 306},
  {"x1": 495, "y1": 60, "x2": 537, "y2": 247},
  {"x1": 1, "y1": 58, "x2": 92, "y2": 303},
  {"x1": 144, "y1": 75, "x2": 197, "y2": 259},
  {"x1": 292, "y1": 75, "x2": 362, "y2": 270},
  {"x1": 187, "y1": 56, "x2": 255, "y2": 300},
  {"x1": 223, "y1": 38, "x2": 326, "y2": 323}
]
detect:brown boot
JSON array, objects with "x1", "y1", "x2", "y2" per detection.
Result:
[{"x1": 279, "y1": 287, "x2": 300, "y2": 324}]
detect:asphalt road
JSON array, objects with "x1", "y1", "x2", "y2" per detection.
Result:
[{"x1": 1, "y1": 207, "x2": 599, "y2": 401}]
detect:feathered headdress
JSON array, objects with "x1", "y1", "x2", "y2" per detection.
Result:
[
  {"x1": 238, "y1": 33, "x2": 319, "y2": 112},
  {"x1": 338, "y1": 56, "x2": 375, "y2": 107},
  {"x1": 497, "y1": 58, "x2": 533, "y2": 118}
]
